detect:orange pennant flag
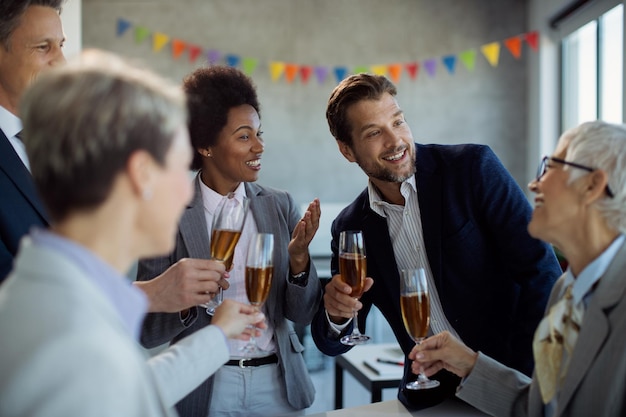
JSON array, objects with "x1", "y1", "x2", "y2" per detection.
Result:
[
  {"x1": 525, "y1": 31, "x2": 539, "y2": 51},
  {"x1": 371, "y1": 65, "x2": 387, "y2": 76},
  {"x1": 300, "y1": 66, "x2": 312, "y2": 84},
  {"x1": 269, "y1": 61, "x2": 286, "y2": 82},
  {"x1": 172, "y1": 39, "x2": 186, "y2": 59},
  {"x1": 285, "y1": 63, "x2": 299, "y2": 83},
  {"x1": 188, "y1": 45, "x2": 202, "y2": 63},
  {"x1": 388, "y1": 64, "x2": 402, "y2": 83},
  {"x1": 152, "y1": 32, "x2": 169, "y2": 53},
  {"x1": 504, "y1": 36, "x2": 522, "y2": 59},
  {"x1": 405, "y1": 62, "x2": 419, "y2": 80},
  {"x1": 481, "y1": 42, "x2": 500, "y2": 67}
]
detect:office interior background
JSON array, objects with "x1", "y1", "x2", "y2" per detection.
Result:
[{"x1": 60, "y1": 0, "x2": 625, "y2": 411}]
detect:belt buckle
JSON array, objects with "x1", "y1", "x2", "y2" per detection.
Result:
[{"x1": 238, "y1": 358, "x2": 248, "y2": 369}]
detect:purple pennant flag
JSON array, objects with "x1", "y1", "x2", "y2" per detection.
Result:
[
  {"x1": 225, "y1": 54, "x2": 240, "y2": 68},
  {"x1": 116, "y1": 18, "x2": 132, "y2": 37},
  {"x1": 314, "y1": 66, "x2": 329, "y2": 84},
  {"x1": 442, "y1": 55, "x2": 456, "y2": 74},
  {"x1": 424, "y1": 59, "x2": 437, "y2": 77},
  {"x1": 207, "y1": 49, "x2": 222, "y2": 65}
]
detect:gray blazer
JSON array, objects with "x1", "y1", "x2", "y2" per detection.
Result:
[
  {"x1": 137, "y1": 176, "x2": 322, "y2": 416},
  {"x1": 0, "y1": 237, "x2": 233, "y2": 417},
  {"x1": 457, "y1": 241, "x2": 626, "y2": 417}
]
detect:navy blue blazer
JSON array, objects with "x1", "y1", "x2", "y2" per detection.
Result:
[
  {"x1": 0, "y1": 130, "x2": 48, "y2": 281},
  {"x1": 311, "y1": 143, "x2": 562, "y2": 409}
]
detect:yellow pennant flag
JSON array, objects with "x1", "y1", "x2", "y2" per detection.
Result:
[
  {"x1": 269, "y1": 61, "x2": 286, "y2": 82},
  {"x1": 371, "y1": 65, "x2": 387, "y2": 76},
  {"x1": 481, "y1": 42, "x2": 500, "y2": 67},
  {"x1": 153, "y1": 32, "x2": 169, "y2": 53}
]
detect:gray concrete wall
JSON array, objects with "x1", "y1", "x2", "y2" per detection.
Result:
[{"x1": 82, "y1": 0, "x2": 529, "y2": 208}]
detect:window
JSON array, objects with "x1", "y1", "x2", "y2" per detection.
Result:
[{"x1": 561, "y1": 4, "x2": 623, "y2": 130}]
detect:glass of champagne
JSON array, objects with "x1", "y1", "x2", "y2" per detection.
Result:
[
  {"x1": 400, "y1": 268, "x2": 440, "y2": 390},
  {"x1": 203, "y1": 193, "x2": 249, "y2": 315},
  {"x1": 339, "y1": 230, "x2": 370, "y2": 346},
  {"x1": 242, "y1": 232, "x2": 274, "y2": 355}
]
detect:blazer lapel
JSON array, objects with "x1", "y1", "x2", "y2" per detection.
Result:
[
  {"x1": 179, "y1": 174, "x2": 211, "y2": 259},
  {"x1": 414, "y1": 144, "x2": 443, "y2": 283},
  {"x1": 557, "y1": 242, "x2": 626, "y2": 412},
  {"x1": 0, "y1": 131, "x2": 49, "y2": 223}
]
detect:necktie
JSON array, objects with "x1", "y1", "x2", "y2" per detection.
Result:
[{"x1": 532, "y1": 284, "x2": 583, "y2": 404}]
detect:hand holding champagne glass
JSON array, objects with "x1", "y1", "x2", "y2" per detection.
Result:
[
  {"x1": 204, "y1": 192, "x2": 249, "y2": 315},
  {"x1": 400, "y1": 268, "x2": 440, "y2": 389},
  {"x1": 339, "y1": 230, "x2": 370, "y2": 346},
  {"x1": 242, "y1": 232, "x2": 274, "y2": 355}
]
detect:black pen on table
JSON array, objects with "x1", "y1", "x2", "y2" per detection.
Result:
[{"x1": 376, "y1": 358, "x2": 404, "y2": 366}]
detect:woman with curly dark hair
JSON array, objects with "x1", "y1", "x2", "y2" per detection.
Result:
[{"x1": 137, "y1": 66, "x2": 322, "y2": 417}]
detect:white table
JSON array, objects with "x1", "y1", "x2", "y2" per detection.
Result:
[
  {"x1": 334, "y1": 343, "x2": 404, "y2": 409},
  {"x1": 308, "y1": 399, "x2": 489, "y2": 417}
]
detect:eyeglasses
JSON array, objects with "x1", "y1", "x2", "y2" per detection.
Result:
[{"x1": 536, "y1": 156, "x2": 614, "y2": 198}]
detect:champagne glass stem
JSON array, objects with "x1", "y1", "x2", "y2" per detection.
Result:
[
  {"x1": 351, "y1": 310, "x2": 362, "y2": 338},
  {"x1": 205, "y1": 287, "x2": 223, "y2": 316}
]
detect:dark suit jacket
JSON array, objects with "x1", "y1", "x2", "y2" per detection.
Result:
[
  {"x1": 0, "y1": 130, "x2": 48, "y2": 281},
  {"x1": 137, "y1": 176, "x2": 322, "y2": 417},
  {"x1": 311, "y1": 143, "x2": 562, "y2": 409}
]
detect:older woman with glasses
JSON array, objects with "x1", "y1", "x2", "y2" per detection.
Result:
[{"x1": 409, "y1": 120, "x2": 626, "y2": 417}]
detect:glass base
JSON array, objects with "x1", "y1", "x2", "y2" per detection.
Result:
[
  {"x1": 405, "y1": 378, "x2": 440, "y2": 390},
  {"x1": 340, "y1": 334, "x2": 370, "y2": 346}
]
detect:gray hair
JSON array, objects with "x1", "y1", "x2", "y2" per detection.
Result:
[
  {"x1": 565, "y1": 120, "x2": 626, "y2": 234},
  {"x1": 0, "y1": 0, "x2": 65, "y2": 49},
  {"x1": 20, "y1": 49, "x2": 187, "y2": 222}
]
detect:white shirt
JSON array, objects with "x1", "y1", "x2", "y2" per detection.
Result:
[
  {"x1": 0, "y1": 105, "x2": 29, "y2": 171},
  {"x1": 198, "y1": 178, "x2": 276, "y2": 356}
]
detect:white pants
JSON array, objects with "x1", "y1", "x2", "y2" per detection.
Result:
[{"x1": 208, "y1": 363, "x2": 305, "y2": 417}]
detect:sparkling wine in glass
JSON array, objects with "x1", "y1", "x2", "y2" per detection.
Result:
[
  {"x1": 203, "y1": 193, "x2": 249, "y2": 315},
  {"x1": 400, "y1": 268, "x2": 440, "y2": 390},
  {"x1": 242, "y1": 233, "x2": 274, "y2": 355},
  {"x1": 339, "y1": 230, "x2": 370, "y2": 346}
]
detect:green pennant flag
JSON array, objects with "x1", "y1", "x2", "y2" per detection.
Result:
[
  {"x1": 459, "y1": 49, "x2": 476, "y2": 71},
  {"x1": 242, "y1": 58, "x2": 258, "y2": 76},
  {"x1": 134, "y1": 26, "x2": 150, "y2": 44}
]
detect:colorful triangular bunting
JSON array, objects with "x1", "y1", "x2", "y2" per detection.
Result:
[
  {"x1": 525, "y1": 31, "x2": 539, "y2": 51},
  {"x1": 481, "y1": 42, "x2": 500, "y2": 67},
  {"x1": 459, "y1": 49, "x2": 476, "y2": 71},
  {"x1": 504, "y1": 36, "x2": 522, "y2": 59},
  {"x1": 334, "y1": 67, "x2": 348, "y2": 83},
  {"x1": 442, "y1": 55, "x2": 456, "y2": 74},
  {"x1": 226, "y1": 54, "x2": 240, "y2": 67},
  {"x1": 152, "y1": 32, "x2": 169, "y2": 53},
  {"x1": 188, "y1": 45, "x2": 202, "y2": 63},
  {"x1": 285, "y1": 63, "x2": 299, "y2": 83},
  {"x1": 424, "y1": 59, "x2": 437, "y2": 77},
  {"x1": 405, "y1": 62, "x2": 419, "y2": 80},
  {"x1": 172, "y1": 39, "x2": 186, "y2": 59},
  {"x1": 371, "y1": 65, "x2": 387, "y2": 76},
  {"x1": 315, "y1": 66, "x2": 329, "y2": 84},
  {"x1": 242, "y1": 58, "x2": 258, "y2": 76},
  {"x1": 116, "y1": 18, "x2": 132, "y2": 37},
  {"x1": 300, "y1": 66, "x2": 312, "y2": 84},
  {"x1": 134, "y1": 26, "x2": 150, "y2": 44},
  {"x1": 388, "y1": 64, "x2": 402, "y2": 83},
  {"x1": 270, "y1": 61, "x2": 286, "y2": 81},
  {"x1": 207, "y1": 50, "x2": 221, "y2": 65}
]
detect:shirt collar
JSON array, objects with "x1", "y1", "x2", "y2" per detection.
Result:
[
  {"x1": 368, "y1": 175, "x2": 417, "y2": 217},
  {"x1": 199, "y1": 178, "x2": 247, "y2": 214},
  {"x1": 563, "y1": 234, "x2": 625, "y2": 304},
  {"x1": 30, "y1": 228, "x2": 148, "y2": 340},
  {"x1": 0, "y1": 104, "x2": 22, "y2": 139}
]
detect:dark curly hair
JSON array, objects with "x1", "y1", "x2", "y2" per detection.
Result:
[{"x1": 183, "y1": 66, "x2": 260, "y2": 170}]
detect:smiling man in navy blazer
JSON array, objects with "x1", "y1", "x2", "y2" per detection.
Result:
[
  {"x1": 0, "y1": 0, "x2": 66, "y2": 281},
  {"x1": 311, "y1": 73, "x2": 563, "y2": 410}
]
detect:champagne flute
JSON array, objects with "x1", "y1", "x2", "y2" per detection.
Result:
[
  {"x1": 241, "y1": 233, "x2": 274, "y2": 355},
  {"x1": 203, "y1": 192, "x2": 249, "y2": 315},
  {"x1": 400, "y1": 268, "x2": 440, "y2": 390},
  {"x1": 339, "y1": 230, "x2": 370, "y2": 346}
]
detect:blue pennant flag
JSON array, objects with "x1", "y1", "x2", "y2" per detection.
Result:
[{"x1": 116, "y1": 18, "x2": 132, "y2": 37}]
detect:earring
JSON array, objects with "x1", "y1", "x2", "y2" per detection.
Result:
[
  {"x1": 206, "y1": 152, "x2": 211, "y2": 157},
  {"x1": 142, "y1": 188, "x2": 153, "y2": 201}
]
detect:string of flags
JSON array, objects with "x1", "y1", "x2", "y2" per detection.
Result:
[{"x1": 116, "y1": 18, "x2": 539, "y2": 85}]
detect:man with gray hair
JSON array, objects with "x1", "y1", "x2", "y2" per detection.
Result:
[{"x1": 0, "y1": 1, "x2": 226, "y2": 316}]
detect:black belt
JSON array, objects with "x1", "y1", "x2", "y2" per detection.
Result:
[{"x1": 226, "y1": 354, "x2": 278, "y2": 368}]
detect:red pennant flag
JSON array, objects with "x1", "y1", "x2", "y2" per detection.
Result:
[
  {"x1": 524, "y1": 31, "x2": 539, "y2": 51},
  {"x1": 504, "y1": 36, "x2": 522, "y2": 59},
  {"x1": 285, "y1": 63, "x2": 299, "y2": 84},
  {"x1": 188, "y1": 45, "x2": 202, "y2": 63},
  {"x1": 405, "y1": 62, "x2": 419, "y2": 80},
  {"x1": 172, "y1": 39, "x2": 186, "y2": 59},
  {"x1": 300, "y1": 66, "x2": 312, "y2": 84}
]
